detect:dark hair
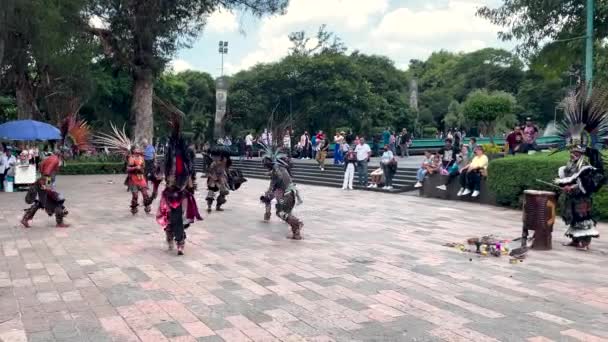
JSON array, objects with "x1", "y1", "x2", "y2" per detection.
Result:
[
  {"x1": 444, "y1": 138, "x2": 452, "y2": 143},
  {"x1": 470, "y1": 137, "x2": 477, "y2": 143}
]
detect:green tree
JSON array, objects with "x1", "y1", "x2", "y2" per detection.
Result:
[
  {"x1": 443, "y1": 100, "x2": 464, "y2": 129},
  {"x1": 1, "y1": 0, "x2": 94, "y2": 121},
  {"x1": 462, "y1": 89, "x2": 517, "y2": 137},
  {"x1": 89, "y1": 0, "x2": 288, "y2": 142}
]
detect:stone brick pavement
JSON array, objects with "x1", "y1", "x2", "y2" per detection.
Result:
[{"x1": 1, "y1": 175, "x2": 607, "y2": 342}]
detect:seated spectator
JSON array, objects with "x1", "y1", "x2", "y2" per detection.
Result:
[
  {"x1": 457, "y1": 145, "x2": 489, "y2": 198},
  {"x1": 437, "y1": 145, "x2": 469, "y2": 191},
  {"x1": 367, "y1": 168, "x2": 384, "y2": 189},
  {"x1": 438, "y1": 138, "x2": 459, "y2": 170},
  {"x1": 380, "y1": 145, "x2": 397, "y2": 190},
  {"x1": 414, "y1": 151, "x2": 434, "y2": 188}
]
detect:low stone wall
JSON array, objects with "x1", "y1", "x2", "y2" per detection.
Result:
[{"x1": 418, "y1": 173, "x2": 496, "y2": 205}]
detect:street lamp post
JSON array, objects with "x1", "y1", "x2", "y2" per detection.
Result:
[
  {"x1": 585, "y1": 0, "x2": 593, "y2": 89},
  {"x1": 218, "y1": 41, "x2": 228, "y2": 77}
]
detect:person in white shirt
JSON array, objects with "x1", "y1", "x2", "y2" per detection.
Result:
[
  {"x1": 354, "y1": 138, "x2": 371, "y2": 187},
  {"x1": 245, "y1": 132, "x2": 254, "y2": 159},
  {"x1": 283, "y1": 131, "x2": 291, "y2": 155},
  {"x1": 379, "y1": 145, "x2": 396, "y2": 190}
]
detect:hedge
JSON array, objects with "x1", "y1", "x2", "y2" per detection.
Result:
[
  {"x1": 61, "y1": 162, "x2": 125, "y2": 175},
  {"x1": 487, "y1": 152, "x2": 608, "y2": 221}
]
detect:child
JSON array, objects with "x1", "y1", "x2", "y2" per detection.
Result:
[{"x1": 414, "y1": 151, "x2": 434, "y2": 188}]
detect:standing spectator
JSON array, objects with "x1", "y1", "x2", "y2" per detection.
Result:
[
  {"x1": 334, "y1": 131, "x2": 344, "y2": 165},
  {"x1": 342, "y1": 146, "x2": 357, "y2": 190},
  {"x1": 523, "y1": 117, "x2": 539, "y2": 151},
  {"x1": 414, "y1": 151, "x2": 435, "y2": 188},
  {"x1": 389, "y1": 131, "x2": 397, "y2": 154},
  {"x1": 399, "y1": 128, "x2": 411, "y2": 158},
  {"x1": 355, "y1": 138, "x2": 371, "y2": 187},
  {"x1": 453, "y1": 129, "x2": 462, "y2": 149},
  {"x1": 299, "y1": 131, "x2": 310, "y2": 159},
  {"x1": 382, "y1": 128, "x2": 391, "y2": 147},
  {"x1": 142, "y1": 138, "x2": 156, "y2": 183},
  {"x1": 237, "y1": 137, "x2": 245, "y2": 160},
  {"x1": 457, "y1": 145, "x2": 489, "y2": 198},
  {"x1": 311, "y1": 133, "x2": 317, "y2": 160},
  {"x1": 354, "y1": 135, "x2": 360, "y2": 146},
  {"x1": 283, "y1": 130, "x2": 292, "y2": 156},
  {"x1": 4, "y1": 150, "x2": 16, "y2": 190},
  {"x1": 316, "y1": 138, "x2": 329, "y2": 171},
  {"x1": 467, "y1": 137, "x2": 478, "y2": 159},
  {"x1": 380, "y1": 145, "x2": 397, "y2": 190},
  {"x1": 345, "y1": 130, "x2": 354, "y2": 146},
  {"x1": 224, "y1": 136, "x2": 232, "y2": 147},
  {"x1": 245, "y1": 131, "x2": 254, "y2": 159},
  {"x1": 261, "y1": 128, "x2": 271, "y2": 145},
  {"x1": 437, "y1": 138, "x2": 459, "y2": 169}
]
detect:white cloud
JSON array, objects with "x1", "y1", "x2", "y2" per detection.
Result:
[
  {"x1": 168, "y1": 59, "x2": 196, "y2": 73},
  {"x1": 229, "y1": 0, "x2": 389, "y2": 72},
  {"x1": 206, "y1": 10, "x2": 239, "y2": 33}
]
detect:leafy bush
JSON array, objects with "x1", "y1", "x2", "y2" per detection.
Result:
[
  {"x1": 487, "y1": 152, "x2": 608, "y2": 220},
  {"x1": 61, "y1": 162, "x2": 124, "y2": 175},
  {"x1": 481, "y1": 143, "x2": 503, "y2": 154}
]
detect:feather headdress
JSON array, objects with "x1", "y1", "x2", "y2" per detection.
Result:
[
  {"x1": 259, "y1": 100, "x2": 297, "y2": 170},
  {"x1": 60, "y1": 115, "x2": 91, "y2": 152},
  {"x1": 557, "y1": 86, "x2": 608, "y2": 152},
  {"x1": 93, "y1": 123, "x2": 133, "y2": 156}
]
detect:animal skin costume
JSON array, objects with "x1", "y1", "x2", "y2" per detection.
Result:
[
  {"x1": 127, "y1": 147, "x2": 153, "y2": 214},
  {"x1": 21, "y1": 177, "x2": 69, "y2": 228},
  {"x1": 553, "y1": 87, "x2": 607, "y2": 250},
  {"x1": 260, "y1": 145, "x2": 303, "y2": 240},
  {"x1": 205, "y1": 147, "x2": 231, "y2": 212}
]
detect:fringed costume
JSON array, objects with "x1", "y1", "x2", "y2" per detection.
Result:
[
  {"x1": 205, "y1": 147, "x2": 231, "y2": 212},
  {"x1": 21, "y1": 177, "x2": 69, "y2": 228},
  {"x1": 156, "y1": 114, "x2": 202, "y2": 255},
  {"x1": 127, "y1": 147, "x2": 153, "y2": 214},
  {"x1": 554, "y1": 87, "x2": 607, "y2": 250},
  {"x1": 260, "y1": 145, "x2": 303, "y2": 240},
  {"x1": 94, "y1": 125, "x2": 153, "y2": 215}
]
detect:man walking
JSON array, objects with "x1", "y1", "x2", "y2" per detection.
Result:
[
  {"x1": 245, "y1": 131, "x2": 254, "y2": 159},
  {"x1": 355, "y1": 138, "x2": 371, "y2": 187},
  {"x1": 143, "y1": 139, "x2": 156, "y2": 184},
  {"x1": 399, "y1": 128, "x2": 411, "y2": 158}
]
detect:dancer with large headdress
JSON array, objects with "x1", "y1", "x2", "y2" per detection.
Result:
[
  {"x1": 156, "y1": 113, "x2": 202, "y2": 255},
  {"x1": 205, "y1": 146, "x2": 232, "y2": 213},
  {"x1": 259, "y1": 143, "x2": 303, "y2": 239},
  {"x1": 553, "y1": 86, "x2": 607, "y2": 250},
  {"x1": 95, "y1": 124, "x2": 153, "y2": 215}
]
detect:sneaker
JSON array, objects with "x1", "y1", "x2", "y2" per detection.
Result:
[
  {"x1": 472, "y1": 190, "x2": 480, "y2": 197},
  {"x1": 372, "y1": 184, "x2": 377, "y2": 188},
  {"x1": 382, "y1": 186, "x2": 388, "y2": 190},
  {"x1": 414, "y1": 182, "x2": 423, "y2": 188},
  {"x1": 462, "y1": 189, "x2": 472, "y2": 196},
  {"x1": 367, "y1": 184, "x2": 374, "y2": 188},
  {"x1": 348, "y1": 187, "x2": 353, "y2": 190},
  {"x1": 436, "y1": 185, "x2": 447, "y2": 191},
  {"x1": 388, "y1": 186, "x2": 394, "y2": 190},
  {"x1": 457, "y1": 188, "x2": 465, "y2": 196}
]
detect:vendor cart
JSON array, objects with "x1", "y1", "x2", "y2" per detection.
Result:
[{"x1": 14, "y1": 163, "x2": 37, "y2": 186}]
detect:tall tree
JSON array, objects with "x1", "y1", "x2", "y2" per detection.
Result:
[{"x1": 88, "y1": 0, "x2": 288, "y2": 142}]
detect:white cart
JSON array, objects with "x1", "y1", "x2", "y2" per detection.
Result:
[{"x1": 14, "y1": 164, "x2": 37, "y2": 186}]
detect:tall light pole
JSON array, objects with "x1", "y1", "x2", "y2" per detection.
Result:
[
  {"x1": 218, "y1": 41, "x2": 228, "y2": 77},
  {"x1": 585, "y1": 0, "x2": 593, "y2": 89}
]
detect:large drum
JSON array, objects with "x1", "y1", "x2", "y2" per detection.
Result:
[{"x1": 522, "y1": 190, "x2": 557, "y2": 250}]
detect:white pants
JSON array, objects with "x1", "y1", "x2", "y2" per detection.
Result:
[{"x1": 343, "y1": 164, "x2": 355, "y2": 189}]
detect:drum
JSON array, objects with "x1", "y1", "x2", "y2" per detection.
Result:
[{"x1": 522, "y1": 190, "x2": 557, "y2": 250}]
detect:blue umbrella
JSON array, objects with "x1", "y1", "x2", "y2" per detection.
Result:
[{"x1": 0, "y1": 120, "x2": 61, "y2": 141}]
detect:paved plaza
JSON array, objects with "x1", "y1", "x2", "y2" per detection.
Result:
[{"x1": 1, "y1": 175, "x2": 608, "y2": 342}]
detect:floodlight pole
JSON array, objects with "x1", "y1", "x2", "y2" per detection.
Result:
[{"x1": 585, "y1": 0, "x2": 594, "y2": 90}]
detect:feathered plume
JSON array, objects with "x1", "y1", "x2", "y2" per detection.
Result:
[
  {"x1": 153, "y1": 95, "x2": 185, "y2": 139},
  {"x1": 93, "y1": 123, "x2": 133, "y2": 156},
  {"x1": 60, "y1": 115, "x2": 92, "y2": 152},
  {"x1": 557, "y1": 86, "x2": 608, "y2": 150}
]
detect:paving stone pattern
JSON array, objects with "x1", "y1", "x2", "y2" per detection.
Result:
[{"x1": 1, "y1": 175, "x2": 607, "y2": 342}]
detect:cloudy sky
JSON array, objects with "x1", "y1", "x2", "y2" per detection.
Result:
[{"x1": 170, "y1": 0, "x2": 513, "y2": 77}]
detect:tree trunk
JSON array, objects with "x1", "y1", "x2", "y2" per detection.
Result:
[
  {"x1": 15, "y1": 73, "x2": 40, "y2": 120},
  {"x1": 131, "y1": 68, "x2": 154, "y2": 144}
]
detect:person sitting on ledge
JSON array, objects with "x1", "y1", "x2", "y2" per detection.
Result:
[
  {"x1": 436, "y1": 144, "x2": 469, "y2": 191},
  {"x1": 414, "y1": 151, "x2": 435, "y2": 188},
  {"x1": 457, "y1": 145, "x2": 488, "y2": 198},
  {"x1": 367, "y1": 167, "x2": 384, "y2": 189}
]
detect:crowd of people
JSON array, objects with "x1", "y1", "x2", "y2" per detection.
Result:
[{"x1": 414, "y1": 137, "x2": 489, "y2": 198}]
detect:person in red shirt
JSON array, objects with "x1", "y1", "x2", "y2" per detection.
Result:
[{"x1": 506, "y1": 126, "x2": 523, "y2": 155}]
